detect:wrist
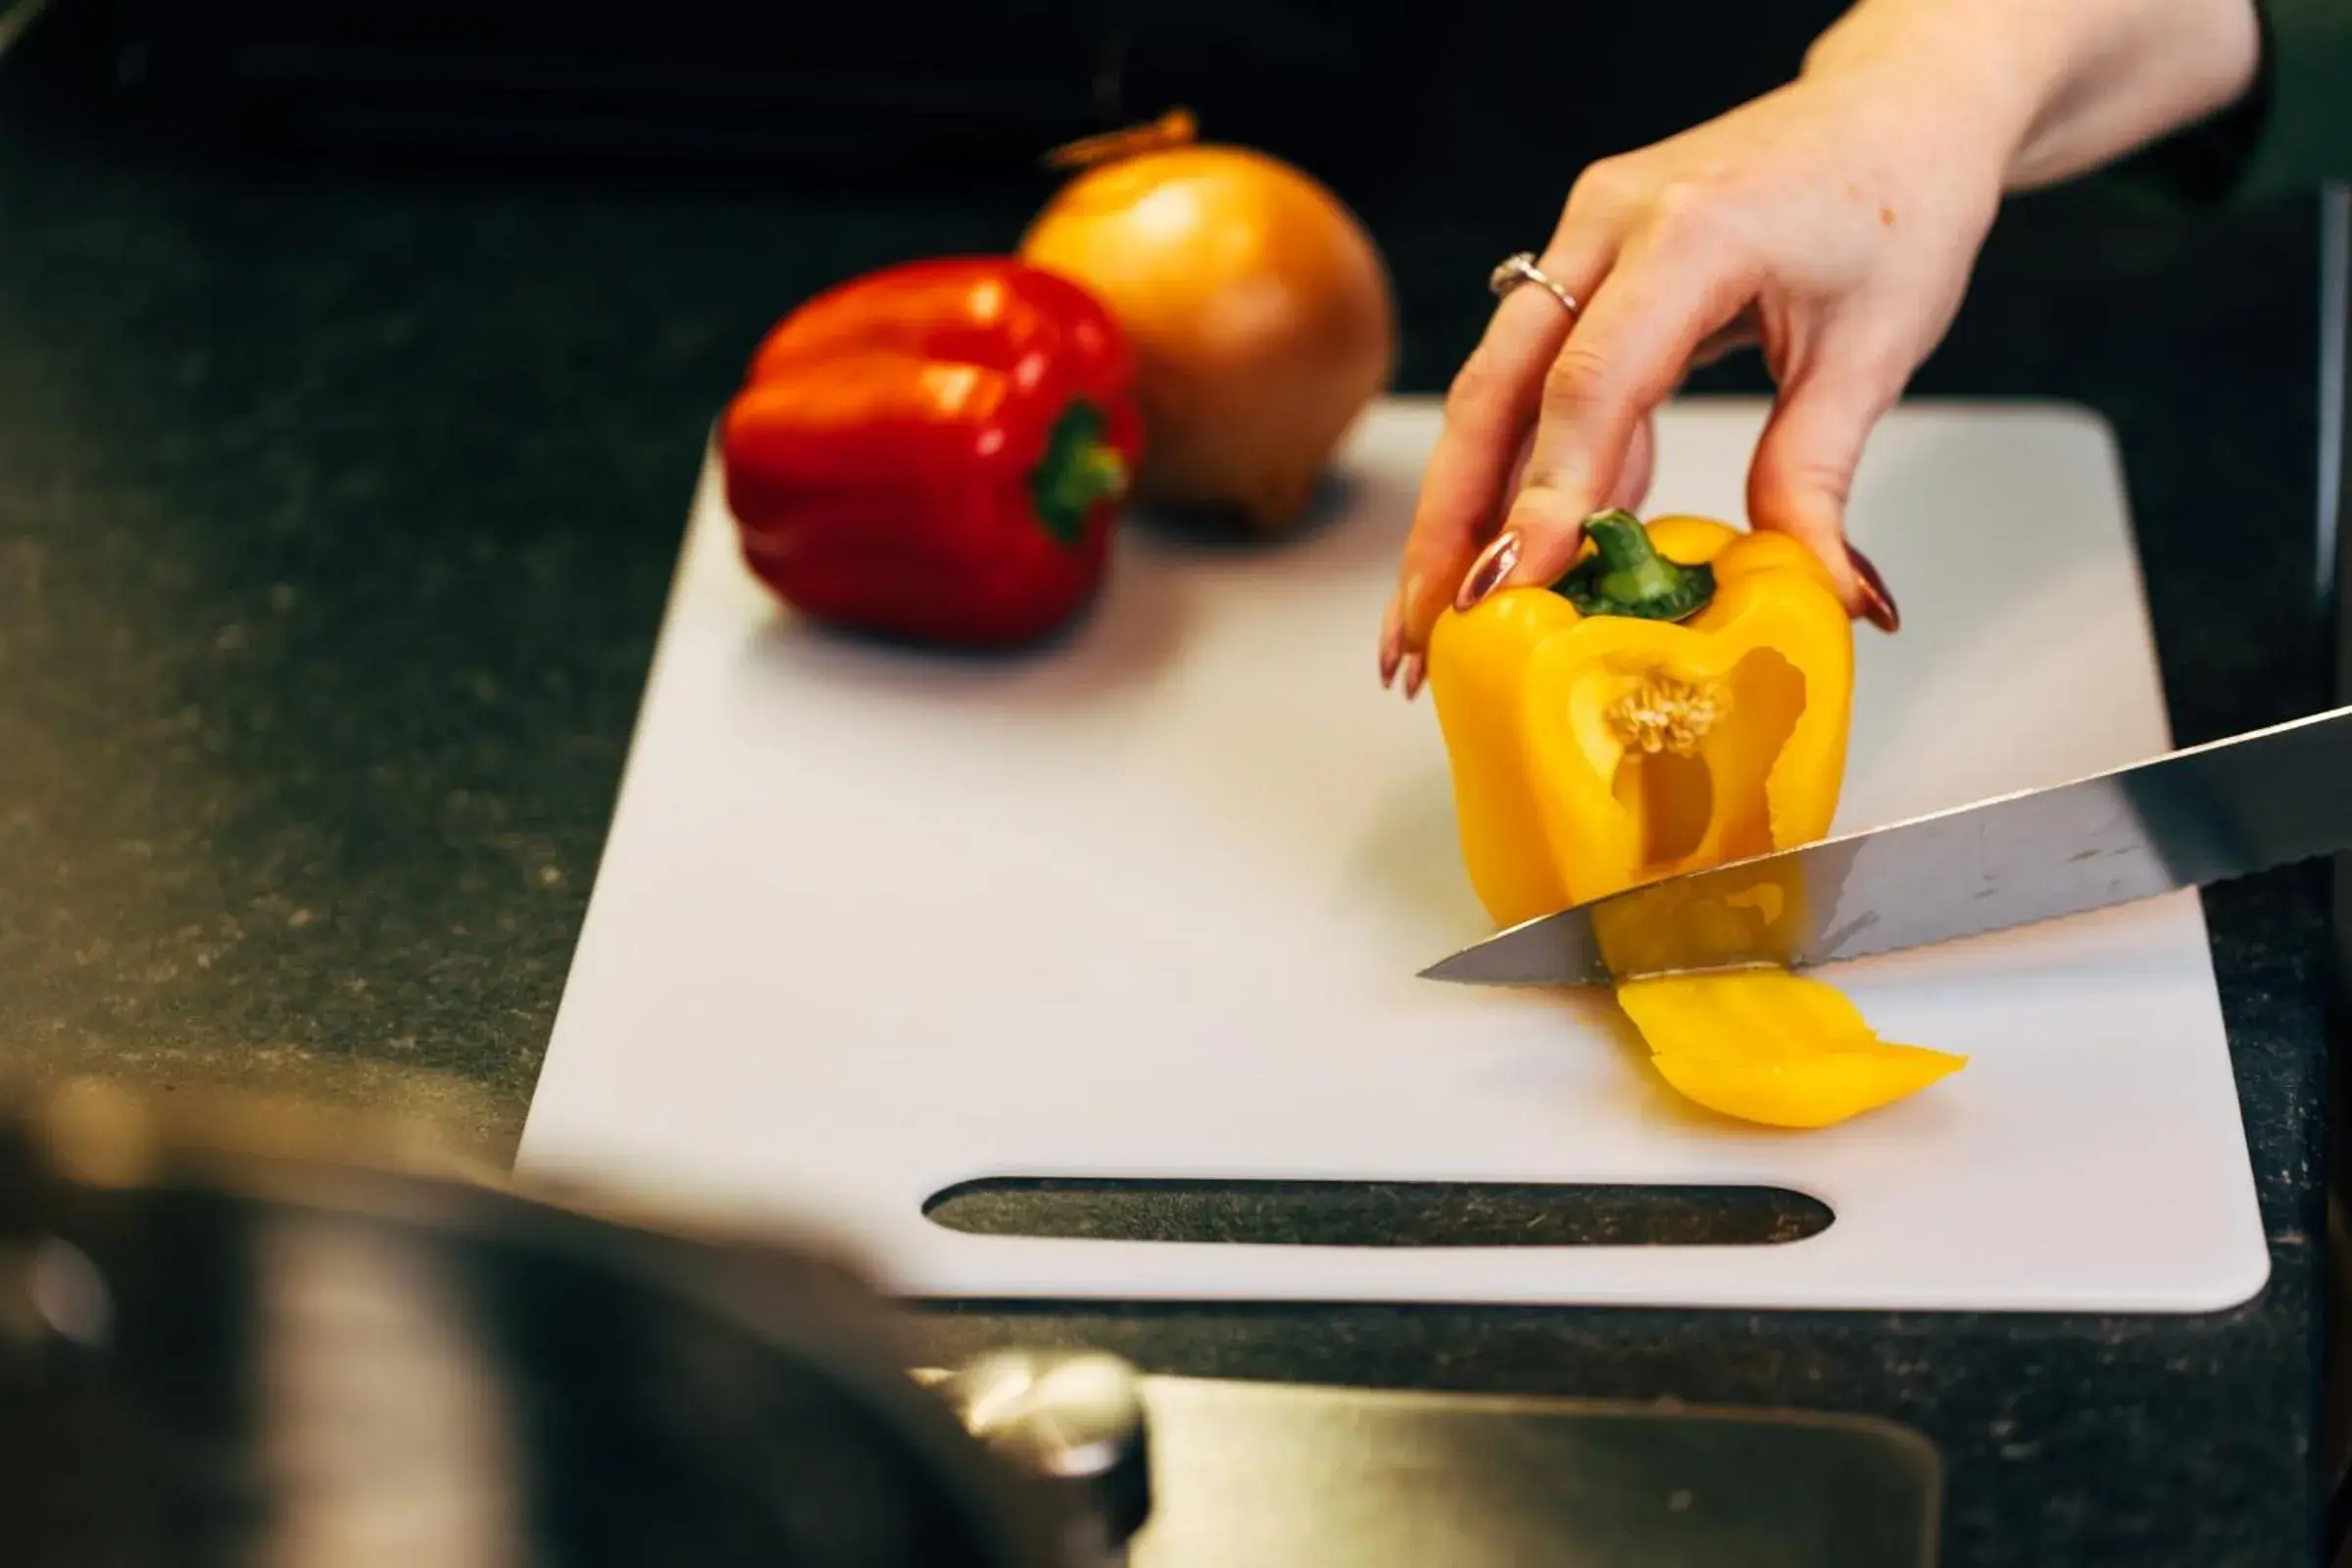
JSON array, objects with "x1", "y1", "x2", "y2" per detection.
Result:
[
  {"x1": 2007, "y1": 0, "x2": 2263, "y2": 190},
  {"x1": 1798, "y1": 0, "x2": 2064, "y2": 171},
  {"x1": 1800, "y1": 0, "x2": 2264, "y2": 193}
]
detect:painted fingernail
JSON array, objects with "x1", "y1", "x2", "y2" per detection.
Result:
[
  {"x1": 1848, "y1": 544, "x2": 1900, "y2": 633},
  {"x1": 1455, "y1": 531, "x2": 1522, "y2": 612},
  {"x1": 1378, "y1": 585, "x2": 1412, "y2": 686},
  {"x1": 1399, "y1": 651, "x2": 1427, "y2": 701}
]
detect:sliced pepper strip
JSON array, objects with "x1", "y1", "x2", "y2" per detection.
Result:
[{"x1": 1617, "y1": 969, "x2": 1968, "y2": 1129}]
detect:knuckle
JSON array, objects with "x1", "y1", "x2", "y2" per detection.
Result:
[
  {"x1": 1755, "y1": 428, "x2": 1861, "y2": 506},
  {"x1": 1564, "y1": 157, "x2": 1640, "y2": 223},
  {"x1": 1784, "y1": 456, "x2": 1855, "y2": 505},
  {"x1": 1543, "y1": 342, "x2": 1617, "y2": 411},
  {"x1": 1444, "y1": 353, "x2": 1516, "y2": 421},
  {"x1": 1645, "y1": 179, "x2": 1726, "y2": 246}
]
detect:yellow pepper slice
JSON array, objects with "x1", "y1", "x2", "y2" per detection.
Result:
[
  {"x1": 1618, "y1": 969, "x2": 1968, "y2": 1129},
  {"x1": 1426, "y1": 510, "x2": 1963, "y2": 1129}
]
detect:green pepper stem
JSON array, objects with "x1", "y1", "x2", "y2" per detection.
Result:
[
  {"x1": 1554, "y1": 510, "x2": 1717, "y2": 622},
  {"x1": 1046, "y1": 445, "x2": 1128, "y2": 517},
  {"x1": 1030, "y1": 401, "x2": 1130, "y2": 545}
]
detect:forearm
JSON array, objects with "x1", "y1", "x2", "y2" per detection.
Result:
[{"x1": 1800, "y1": 0, "x2": 2263, "y2": 192}]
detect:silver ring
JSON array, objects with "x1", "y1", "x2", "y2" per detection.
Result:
[{"x1": 1489, "y1": 251, "x2": 1581, "y2": 318}]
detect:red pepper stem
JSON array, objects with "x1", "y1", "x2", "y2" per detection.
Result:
[
  {"x1": 1030, "y1": 401, "x2": 1129, "y2": 545},
  {"x1": 1047, "y1": 444, "x2": 1128, "y2": 516}
]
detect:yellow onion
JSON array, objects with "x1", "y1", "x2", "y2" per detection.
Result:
[{"x1": 1019, "y1": 110, "x2": 1396, "y2": 532}]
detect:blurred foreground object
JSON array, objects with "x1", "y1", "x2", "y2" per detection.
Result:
[
  {"x1": 0, "y1": 1080, "x2": 1144, "y2": 1567},
  {"x1": 0, "y1": 1081, "x2": 1942, "y2": 1565}
]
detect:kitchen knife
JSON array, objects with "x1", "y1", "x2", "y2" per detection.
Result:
[{"x1": 1420, "y1": 701, "x2": 2352, "y2": 987}]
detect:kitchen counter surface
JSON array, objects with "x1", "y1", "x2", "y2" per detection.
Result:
[{"x1": 0, "y1": 12, "x2": 2333, "y2": 1565}]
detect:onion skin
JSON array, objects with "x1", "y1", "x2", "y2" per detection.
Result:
[{"x1": 1018, "y1": 126, "x2": 1396, "y2": 533}]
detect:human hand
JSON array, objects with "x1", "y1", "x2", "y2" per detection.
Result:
[{"x1": 1380, "y1": 0, "x2": 2262, "y2": 696}]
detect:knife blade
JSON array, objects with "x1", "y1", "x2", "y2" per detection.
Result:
[{"x1": 1420, "y1": 701, "x2": 2352, "y2": 987}]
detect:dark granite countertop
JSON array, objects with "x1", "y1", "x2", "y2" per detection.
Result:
[{"x1": 0, "y1": 11, "x2": 2335, "y2": 1566}]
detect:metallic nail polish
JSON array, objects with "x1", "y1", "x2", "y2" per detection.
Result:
[
  {"x1": 1848, "y1": 544, "x2": 1900, "y2": 634},
  {"x1": 1454, "y1": 531, "x2": 1522, "y2": 612},
  {"x1": 1399, "y1": 652, "x2": 1427, "y2": 701},
  {"x1": 1378, "y1": 588, "x2": 1408, "y2": 686}
]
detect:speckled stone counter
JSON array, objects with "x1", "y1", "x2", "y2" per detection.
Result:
[{"x1": 0, "y1": 13, "x2": 2334, "y2": 1566}]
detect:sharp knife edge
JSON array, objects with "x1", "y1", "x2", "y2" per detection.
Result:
[{"x1": 1420, "y1": 701, "x2": 2352, "y2": 987}]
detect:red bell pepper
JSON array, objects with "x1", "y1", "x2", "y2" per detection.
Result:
[{"x1": 718, "y1": 257, "x2": 1144, "y2": 648}]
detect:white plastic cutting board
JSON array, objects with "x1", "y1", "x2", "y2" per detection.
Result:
[{"x1": 517, "y1": 397, "x2": 2269, "y2": 1313}]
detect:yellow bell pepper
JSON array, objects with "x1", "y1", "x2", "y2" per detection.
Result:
[
  {"x1": 1428, "y1": 510, "x2": 1851, "y2": 923},
  {"x1": 1426, "y1": 510, "x2": 1964, "y2": 1128}
]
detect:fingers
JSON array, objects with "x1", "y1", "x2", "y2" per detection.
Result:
[
  {"x1": 1385, "y1": 247, "x2": 1610, "y2": 689},
  {"x1": 1607, "y1": 410, "x2": 1658, "y2": 513},
  {"x1": 1486, "y1": 215, "x2": 1765, "y2": 595},
  {"x1": 1744, "y1": 333, "x2": 1909, "y2": 631}
]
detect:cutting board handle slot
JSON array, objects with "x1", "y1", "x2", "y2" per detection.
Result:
[{"x1": 923, "y1": 1178, "x2": 1833, "y2": 1249}]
